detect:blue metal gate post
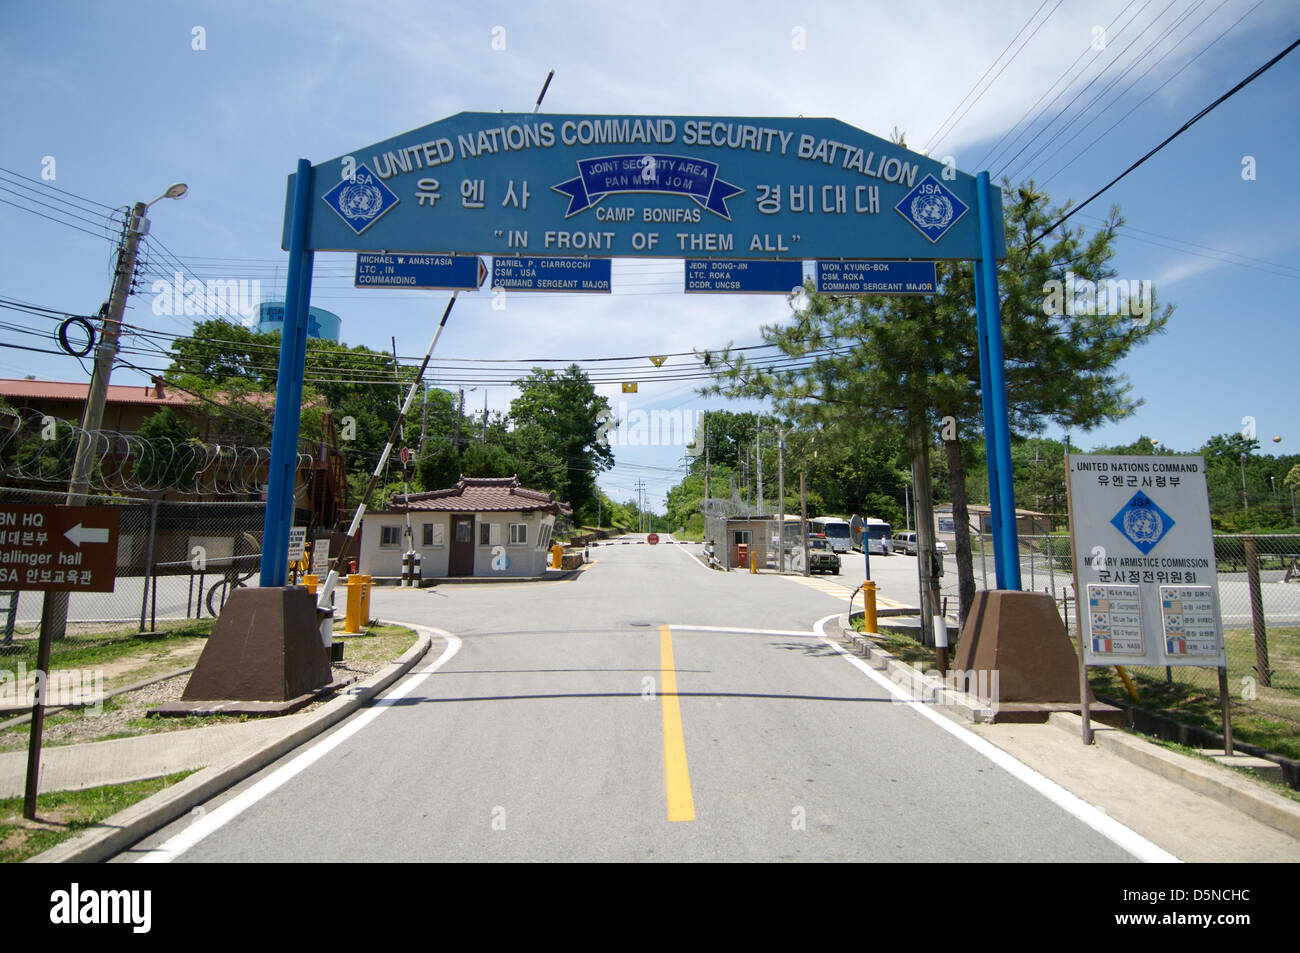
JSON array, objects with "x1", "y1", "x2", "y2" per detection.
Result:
[
  {"x1": 972, "y1": 249, "x2": 1006, "y2": 588},
  {"x1": 260, "y1": 158, "x2": 314, "y2": 588},
  {"x1": 974, "y1": 170, "x2": 1021, "y2": 590}
]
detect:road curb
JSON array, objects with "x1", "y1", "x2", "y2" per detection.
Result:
[
  {"x1": 1045, "y1": 711, "x2": 1300, "y2": 841},
  {"x1": 835, "y1": 613, "x2": 1300, "y2": 843},
  {"x1": 834, "y1": 613, "x2": 996, "y2": 722},
  {"x1": 25, "y1": 621, "x2": 438, "y2": 863}
]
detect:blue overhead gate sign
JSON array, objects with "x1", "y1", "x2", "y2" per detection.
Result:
[
  {"x1": 355, "y1": 253, "x2": 486, "y2": 290},
  {"x1": 686, "y1": 259, "x2": 803, "y2": 294},
  {"x1": 265, "y1": 113, "x2": 1023, "y2": 592}
]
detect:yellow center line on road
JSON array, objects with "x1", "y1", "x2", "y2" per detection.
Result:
[{"x1": 658, "y1": 624, "x2": 696, "y2": 822}]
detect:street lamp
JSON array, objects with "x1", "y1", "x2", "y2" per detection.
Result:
[
  {"x1": 30, "y1": 180, "x2": 188, "y2": 820},
  {"x1": 146, "y1": 183, "x2": 188, "y2": 208}
]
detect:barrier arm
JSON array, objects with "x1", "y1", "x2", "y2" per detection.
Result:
[{"x1": 315, "y1": 293, "x2": 459, "y2": 635}]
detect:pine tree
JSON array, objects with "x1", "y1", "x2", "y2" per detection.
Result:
[{"x1": 704, "y1": 180, "x2": 1170, "y2": 625}]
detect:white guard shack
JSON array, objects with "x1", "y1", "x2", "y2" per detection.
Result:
[{"x1": 360, "y1": 476, "x2": 570, "y2": 579}]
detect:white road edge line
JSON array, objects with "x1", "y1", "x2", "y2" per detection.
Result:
[
  {"x1": 136, "y1": 625, "x2": 462, "y2": 863},
  {"x1": 812, "y1": 614, "x2": 1180, "y2": 864},
  {"x1": 670, "y1": 624, "x2": 821, "y2": 637},
  {"x1": 672, "y1": 539, "x2": 717, "y2": 573}
]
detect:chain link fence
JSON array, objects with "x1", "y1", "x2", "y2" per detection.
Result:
[
  {"x1": 934, "y1": 531, "x2": 1300, "y2": 729},
  {"x1": 0, "y1": 486, "x2": 275, "y2": 641}
]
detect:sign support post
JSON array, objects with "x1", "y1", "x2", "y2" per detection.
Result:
[
  {"x1": 261, "y1": 158, "x2": 315, "y2": 587},
  {"x1": 974, "y1": 170, "x2": 1021, "y2": 591}
]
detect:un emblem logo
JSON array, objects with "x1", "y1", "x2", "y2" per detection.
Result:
[
  {"x1": 911, "y1": 192, "x2": 954, "y2": 230},
  {"x1": 1110, "y1": 491, "x2": 1175, "y2": 555},
  {"x1": 338, "y1": 177, "x2": 385, "y2": 223},
  {"x1": 1122, "y1": 506, "x2": 1163, "y2": 547}
]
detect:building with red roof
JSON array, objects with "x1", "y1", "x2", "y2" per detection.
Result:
[{"x1": 360, "y1": 475, "x2": 571, "y2": 579}]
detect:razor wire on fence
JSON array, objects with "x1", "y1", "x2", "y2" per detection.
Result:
[{"x1": 0, "y1": 407, "x2": 315, "y2": 496}]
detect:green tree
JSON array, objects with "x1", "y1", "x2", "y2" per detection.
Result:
[
  {"x1": 134, "y1": 407, "x2": 202, "y2": 491},
  {"x1": 508, "y1": 365, "x2": 613, "y2": 521},
  {"x1": 704, "y1": 176, "x2": 1170, "y2": 625},
  {"x1": 167, "y1": 319, "x2": 418, "y2": 502},
  {"x1": 416, "y1": 440, "x2": 462, "y2": 490}
]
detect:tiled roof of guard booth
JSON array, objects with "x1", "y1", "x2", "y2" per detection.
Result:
[{"x1": 390, "y1": 475, "x2": 572, "y2": 516}]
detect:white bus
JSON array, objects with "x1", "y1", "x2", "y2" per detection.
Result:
[
  {"x1": 808, "y1": 517, "x2": 853, "y2": 554},
  {"x1": 853, "y1": 516, "x2": 892, "y2": 556}
]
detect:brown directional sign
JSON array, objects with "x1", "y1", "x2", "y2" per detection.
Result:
[{"x1": 0, "y1": 504, "x2": 119, "y2": 592}]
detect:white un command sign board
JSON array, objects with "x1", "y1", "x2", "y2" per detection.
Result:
[{"x1": 1067, "y1": 454, "x2": 1225, "y2": 668}]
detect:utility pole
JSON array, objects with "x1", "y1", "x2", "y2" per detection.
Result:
[
  {"x1": 1241, "y1": 453, "x2": 1249, "y2": 512},
  {"x1": 704, "y1": 416, "x2": 710, "y2": 503},
  {"x1": 482, "y1": 390, "x2": 489, "y2": 444},
  {"x1": 31, "y1": 184, "x2": 186, "y2": 820},
  {"x1": 46, "y1": 199, "x2": 152, "y2": 645},
  {"x1": 800, "y1": 472, "x2": 809, "y2": 577},
  {"x1": 756, "y1": 417, "x2": 763, "y2": 514},
  {"x1": 777, "y1": 426, "x2": 786, "y2": 573},
  {"x1": 419, "y1": 381, "x2": 429, "y2": 455},
  {"x1": 454, "y1": 388, "x2": 465, "y2": 450}
]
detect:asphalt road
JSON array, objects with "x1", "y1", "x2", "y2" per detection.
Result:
[{"x1": 119, "y1": 536, "x2": 1144, "y2": 862}]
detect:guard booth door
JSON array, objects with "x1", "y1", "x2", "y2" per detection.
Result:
[
  {"x1": 731, "y1": 529, "x2": 751, "y2": 570},
  {"x1": 449, "y1": 515, "x2": 475, "y2": 577}
]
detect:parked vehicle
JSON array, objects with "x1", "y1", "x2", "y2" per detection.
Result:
[
  {"x1": 890, "y1": 531, "x2": 948, "y2": 556},
  {"x1": 805, "y1": 535, "x2": 841, "y2": 574},
  {"x1": 808, "y1": 517, "x2": 852, "y2": 554},
  {"x1": 863, "y1": 517, "x2": 891, "y2": 556}
]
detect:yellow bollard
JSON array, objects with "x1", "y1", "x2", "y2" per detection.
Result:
[
  {"x1": 302, "y1": 573, "x2": 319, "y2": 596},
  {"x1": 360, "y1": 574, "x2": 372, "y2": 626},
  {"x1": 749, "y1": 551, "x2": 758, "y2": 573},
  {"x1": 552, "y1": 543, "x2": 565, "y2": 568},
  {"x1": 1114, "y1": 666, "x2": 1139, "y2": 702},
  {"x1": 344, "y1": 575, "x2": 364, "y2": 634},
  {"x1": 862, "y1": 580, "x2": 878, "y2": 634}
]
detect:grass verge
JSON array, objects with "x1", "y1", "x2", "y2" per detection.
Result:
[
  {"x1": 1088, "y1": 666, "x2": 1300, "y2": 762},
  {"x1": 0, "y1": 771, "x2": 195, "y2": 863},
  {"x1": 849, "y1": 613, "x2": 1299, "y2": 767},
  {"x1": 850, "y1": 616, "x2": 933, "y2": 665},
  {"x1": 1142, "y1": 738, "x2": 1300, "y2": 805},
  {"x1": 0, "y1": 623, "x2": 419, "y2": 752},
  {"x1": 0, "y1": 619, "x2": 213, "y2": 671}
]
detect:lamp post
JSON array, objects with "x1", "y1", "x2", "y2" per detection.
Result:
[{"x1": 28, "y1": 183, "x2": 186, "y2": 820}]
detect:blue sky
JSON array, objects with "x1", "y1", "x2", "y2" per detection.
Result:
[{"x1": 1, "y1": 0, "x2": 1297, "y2": 512}]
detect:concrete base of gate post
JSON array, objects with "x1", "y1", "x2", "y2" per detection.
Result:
[
  {"x1": 156, "y1": 586, "x2": 339, "y2": 715},
  {"x1": 952, "y1": 590, "x2": 1120, "y2": 725}
]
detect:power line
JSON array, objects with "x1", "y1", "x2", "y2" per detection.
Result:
[
  {"x1": 923, "y1": 0, "x2": 1058, "y2": 155},
  {"x1": 1015, "y1": 0, "x2": 1217, "y2": 182},
  {"x1": 1029, "y1": 34, "x2": 1300, "y2": 247},
  {"x1": 1036, "y1": 0, "x2": 1264, "y2": 186},
  {"x1": 973, "y1": 1, "x2": 1141, "y2": 172},
  {"x1": 0, "y1": 165, "x2": 119, "y2": 213},
  {"x1": 1000, "y1": 0, "x2": 1185, "y2": 181},
  {"x1": 0, "y1": 197, "x2": 120, "y2": 242},
  {"x1": 990, "y1": 0, "x2": 1165, "y2": 177}
]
